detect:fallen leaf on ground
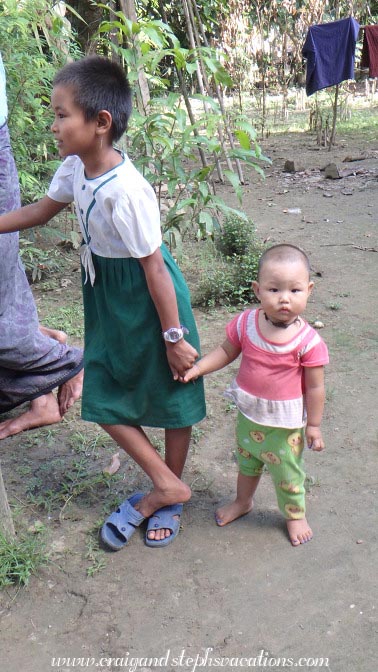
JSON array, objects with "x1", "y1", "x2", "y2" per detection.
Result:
[{"x1": 103, "y1": 452, "x2": 121, "y2": 475}]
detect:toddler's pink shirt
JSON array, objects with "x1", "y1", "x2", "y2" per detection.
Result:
[{"x1": 225, "y1": 308, "x2": 329, "y2": 428}]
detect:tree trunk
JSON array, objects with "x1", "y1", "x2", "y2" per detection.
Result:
[
  {"x1": 118, "y1": 0, "x2": 151, "y2": 114},
  {"x1": 67, "y1": 0, "x2": 104, "y2": 53}
]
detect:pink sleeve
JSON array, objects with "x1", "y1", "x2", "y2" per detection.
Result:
[
  {"x1": 301, "y1": 338, "x2": 329, "y2": 367},
  {"x1": 226, "y1": 313, "x2": 243, "y2": 348}
]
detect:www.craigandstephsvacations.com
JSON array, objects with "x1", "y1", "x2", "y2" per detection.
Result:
[{"x1": 51, "y1": 648, "x2": 331, "y2": 671}]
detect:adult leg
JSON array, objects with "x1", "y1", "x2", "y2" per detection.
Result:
[
  {"x1": 0, "y1": 393, "x2": 62, "y2": 439},
  {"x1": 0, "y1": 124, "x2": 83, "y2": 438},
  {"x1": 39, "y1": 325, "x2": 67, "y2": 344},
  {"x1": 101, "y1": 423, "x2": 191, "y2": 521},
  {"x1": 0, "y1": 364, "x2": 83, "y2": 440},
  {"x1": 0, "y1": 326, "x2": 67, "y2": 439}
]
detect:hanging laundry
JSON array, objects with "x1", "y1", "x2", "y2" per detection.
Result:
[
  {"x1": 302, "y1": 17, "x2": 360, "y2": 96},
  {"x1": 361, "y1": 25, "x2": 378, "y2": 78}
]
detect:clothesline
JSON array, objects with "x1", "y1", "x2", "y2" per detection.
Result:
[
  {"x1": 302, "y1": 18, "x2": 378, "y2": 98},
  {"x1": 301, "y1": 17, "x2": 377, "y2": 150}
]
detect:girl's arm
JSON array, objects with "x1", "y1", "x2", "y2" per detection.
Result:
[
  {"x1": 304, "y1": 365, "x2": 326, "y2": 451},
  {"x1": 183, "y1": 338, "x2": 241, "y2": 382},
  {"x1": 138, "y1": 248, "x2": 199, "y2": 379},
  {"x1": 0, "y1": 196, "x2": 66, "y2": 233}
]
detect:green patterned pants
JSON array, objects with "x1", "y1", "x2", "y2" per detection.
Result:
[{"x1": 236, "y1": 412, "x2": 306, "y2": 520}]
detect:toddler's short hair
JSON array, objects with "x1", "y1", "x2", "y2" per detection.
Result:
[
  {"x1": 257, "y1": 244, "x2": 311, "y2": 279},
  {"x1": 53, "y1": 56, "x2": 132, "y2": 142}
]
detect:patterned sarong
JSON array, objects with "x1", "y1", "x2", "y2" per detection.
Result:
[{"x1": 0, "y1": 122, "x2": 83, "y2": 413}]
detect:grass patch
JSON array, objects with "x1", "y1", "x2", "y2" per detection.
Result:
[
  {"x1": 0, "y1": 532, "x2": 47, "y2": 588},
  {"x1": 43, "y1": 304, "x2": 84, "y2": 339},
  {"x1": 85, "y1": 533, "x2": 107, "y2": 577}
]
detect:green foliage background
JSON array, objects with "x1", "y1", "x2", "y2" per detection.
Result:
[{"x1": 1, "y1": 1, "x2": 83, "y2": 202}]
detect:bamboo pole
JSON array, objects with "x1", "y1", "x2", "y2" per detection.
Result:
[
  {"x1": 328, "y1": 83, "x2": 339, "y2": 150},
  {"x1": 118, "y1": 0, "x2": 151, "y2": 115},
  {"x1": 184, "y1": 0, "x2": 225, "y2": 182},
  {"x1": 158, "y1": 0, "x2": 208, "y2": 170},
  {"x1": 328, "y1": 1, "x2": 341, "y2": 150},
  {"x1": 0, "y1": 462, "x2": 15, "y2": 540},
  {"x1": 188, "y1": 0, "x2": 245, "y2": 183}
]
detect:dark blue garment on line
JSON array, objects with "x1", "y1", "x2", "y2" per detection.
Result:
[{"x1": 302, "y1": 17, "x2": 360, "y2": 96}]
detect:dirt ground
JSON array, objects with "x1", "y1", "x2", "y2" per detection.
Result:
[{"x1": 0, "y1": 126, "x2": 377, "y2": 672}]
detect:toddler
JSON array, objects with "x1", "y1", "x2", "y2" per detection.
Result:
[{"x1": 183, "y1": 244, "x2": 329, "y2": 546}]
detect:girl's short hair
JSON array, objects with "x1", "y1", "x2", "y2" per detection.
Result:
[{"x1": 53, "y1": 56, "x2": 132, "y2": 142}]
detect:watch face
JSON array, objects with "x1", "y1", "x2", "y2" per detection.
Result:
[{"x1": 164, "y1": 328, "x2": 183, "y2": 342}]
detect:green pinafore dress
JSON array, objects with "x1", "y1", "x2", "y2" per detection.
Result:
[
  {"x1": 81, "y1": 244, "x2": 206, "y2": 428},
  {"x1": 48, "y1": 152, "x2": 206, "y2": 430}
]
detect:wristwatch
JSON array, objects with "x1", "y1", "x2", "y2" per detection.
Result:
[{"x1": 163, "y1": 325, "x2": 189, "y2": 343}]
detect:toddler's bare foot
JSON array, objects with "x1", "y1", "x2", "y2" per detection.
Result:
[
  {"x1": 286, "y1": 518, "x2": 313, "y2": 546},
  {"x1": 215, "y1": 498, "x2": 254, "y2": 527}
]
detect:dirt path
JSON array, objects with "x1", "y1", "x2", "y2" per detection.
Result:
[{"x1": 0, "y1": 129, "x2": 377, "y2": 672}]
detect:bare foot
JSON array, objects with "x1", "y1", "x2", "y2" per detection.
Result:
[
  {"x1": 57, "y1": 369, "x2": 84, "y2": 415},
  {"x1": 137, "y1": 483, "x2": 191, "y2": 542},
  {"x1": 215, "y1": 498, "x2": 254, "y2": 527},
  {"x1": 0, "y1": 393, "x2": 62, "y2": 440},
  {"x1": 286, "y1": 518, "x2": 313, "y2": 546},
  {"x1": 39, "y1": 325, "x2": 68, "y2": 344}
]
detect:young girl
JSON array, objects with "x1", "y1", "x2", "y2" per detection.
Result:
[
  {"x1": 0, "y1": 56, "x2": 206, "y2": 548},
  {"x1": 183, "y1": 244, "x2": 329, "y2": 546}
]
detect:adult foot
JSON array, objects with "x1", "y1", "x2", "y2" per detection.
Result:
[
  {"x1": 39, "y1": 325, "x2": 68, "y2": 344},
  {"x1": 136, "y1": 483, "x2": 191, "y2": 542},
  {"x1": 215, "y1": 498, "x2": 254, "y2": 527},
  {"x1": 57, "y1": 369, "x2": 84, "y2": 415},
  {"x1": 286, "y1": 518, "x2": 313, "y2": 546},
  {"x1": 0, "y1": 392, "x2": 62, "y2": 440}
]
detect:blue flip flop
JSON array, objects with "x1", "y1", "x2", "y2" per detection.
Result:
[
  {"x1": 100, "y1": 492, "x2": 145, "y2": 551},
  {"x1": 145, "y1": 503, "x2": 183, "y2": 548}
]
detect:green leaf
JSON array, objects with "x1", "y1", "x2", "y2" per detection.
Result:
[
  {"x1": 224, "y1": 169, "x2": 243, "y2": 203},
  {"x1": 198, "y1": 210, "x2": 214, "y2": 236},
  {"x1": 235, "y1": 119, "x2": 258, "y2": 140},
  {"x1": 186, "y1": 62, "x2": 198, "y2": 75},
  {"x1": 199, "y1": 182, "x2": 210, "y2": 199},
  {"x1": 235, "y1": 130, "x2": 251, "y2": 150},
  {"x1": 175, "y1": 108, "x2": 187, "y2": 132}
]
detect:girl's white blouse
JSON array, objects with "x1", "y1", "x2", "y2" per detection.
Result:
[{"x1": 48, "y1": 154, "x2": 162, "y2": 283}]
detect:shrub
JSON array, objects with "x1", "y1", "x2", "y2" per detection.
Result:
[
  {"x1": 192, "y1": 214, "x2": 264, "y2": 307},
  {"x1": 216, "y1": 213, "x2": 255, "y2": 257}
]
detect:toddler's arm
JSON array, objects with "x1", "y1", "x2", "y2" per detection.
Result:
[
  {"x1": 304, "y1": 365, "x2": 326, "y2": 451},
  {"x1": 183, "y1": 339, "x2": 241, "y2": 382},
  {"x1": 0, "y1": 196, "x2": 66, "y2": 234}
]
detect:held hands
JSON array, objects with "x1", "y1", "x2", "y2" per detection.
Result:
[
  {"x1": 181, "y1": 363, "x2": 201, "y2": 383},
  {"x1": 166, "y1": 339, "x2": 199, "y2": 380},
  {"x1": 306, "y1": 425, "x2": 325, "y2": 451}
]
